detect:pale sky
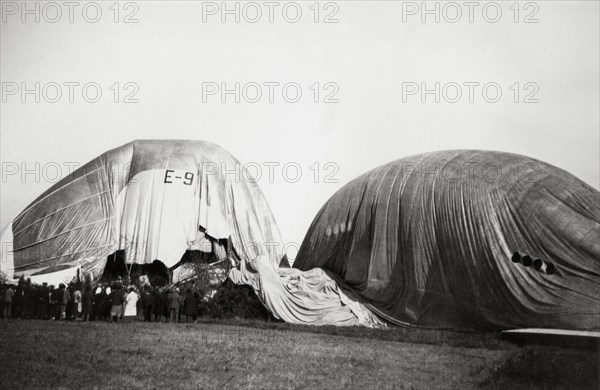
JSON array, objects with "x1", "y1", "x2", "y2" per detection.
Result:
[{"x1": 1, "y1": 1, "x2": 599, "y2": 260}]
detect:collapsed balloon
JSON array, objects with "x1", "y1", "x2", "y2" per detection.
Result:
[
  {"x1": 294, "y1": 150, "x2": 600, "y2": 331},
  {"x1": 0, "y1": 140, "x2": 283, "y2": 284}
]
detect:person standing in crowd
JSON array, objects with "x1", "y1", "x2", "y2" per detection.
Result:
[
  {"x1": 50, "y1": 285, "x2": 61, "y2": 320},
  {"x1": 183, "y1": 288, "x2": 199, "y2": 323},
  {"x1": 162, "y1": 288, "x2": 170, "y2": 322},
  {"x1": 109, "y1": 285, "x2": 125, "y2": 322},
  {"x1": 3, "y1": 285, "x2": 14, "y2": 318},
  {"x1": 102, "y1": 286, "x2": 112, "y2": 321},
  {"x1": 82, "y1": 285, "x2": 93, "y2": 322},
  {"x1": 0, "y1": 286, "x2": 4, "y2": 317},
  {"x1": 120, "y1": 288, "x2": 126, "y2": 321},
  {"x1": 65, "y1": 284, "x2": 74, "y2": 320},
  {"x1": 124, "y1": 287, "x2": 139, "y2": 321},
  {"x1": 169, "y1": 288, "x2": 183, "y2": 323},
  {"x1": 153, "y1": 287, "x2": 163, "y2": 322},
  {"x1": 142, "y1": 287, "x2": 154, "y2": 322},
  {"x1": 64, "y1": 284, "x2": 72, "y2": 320},
  {"x1": 56, "y1": 284, "x2": 67, "y2": 320},
  {"x1": 29, "y1": 284, "x2": 38, "y2": 319},
  {"x1": 91, "y1": 286, "x2": 103, "y2": 321},
  {"x1": 73, "y1": 285, "x2": 82, "y2": 319},
  {"x1": 14, "y1": 279, "x2": 24, "y2": 318},
  {"x1": 36, "y1": 282, "x2": 49, "y2": 320},
  {"x1": 22, "y1": 280, "x2": 35, "y2": 319}
]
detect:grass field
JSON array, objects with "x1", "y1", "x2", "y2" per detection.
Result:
[{"x1": 0, "y1": 319, "x2": 597, "y2": 389}]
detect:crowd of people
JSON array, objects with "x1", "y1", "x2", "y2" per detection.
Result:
[{"x1": 0, "y1": 278, "x2": 204, "y2": 323}]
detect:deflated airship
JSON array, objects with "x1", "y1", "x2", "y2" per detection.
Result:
[
  {"x1": 293, "y1": 150, "x2": 600, "y2": 331},
  {"x1": 0, "y1": 140, "x2": 284, "y2": 284}
]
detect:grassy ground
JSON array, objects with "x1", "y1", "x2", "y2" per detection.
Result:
[{"x1": 0, "y1": 318, "x2": 597, "y2": 390}]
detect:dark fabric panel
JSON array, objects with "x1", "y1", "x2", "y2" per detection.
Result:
[{"x1": 294, "y1": 150, "x2": 600, "y2": 331}]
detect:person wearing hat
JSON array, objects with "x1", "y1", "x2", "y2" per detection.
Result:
[
  {"x1": 82, "y1": 285, "x2": 93, "y2": 322},
  {"x1": 109, "y1": 285, "x2": 125, "y2": 322},
  {"x1": 59, "y1": 284, "x2": 69, "y2": 321},
  {"x1": 36, "y1": 283, "x2": 50, "y2": 320},
  {"x1": 91, "y1": 286, "x2": 103, "y2": 321},
  {"x1": 183, "y1": 288, "x2": 199, "y2": 323},
  {"x1": 2, "y1": 285, "x2": 14, "y2": 318},
  {"x1": 169, "y1": 288, "x2": 183, "y2": 323},
  {"x1": 141, "y1": 286, "x2": 154, "y2": 322}
]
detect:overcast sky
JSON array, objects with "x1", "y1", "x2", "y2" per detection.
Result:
[{"x1": 1, "y1": 1, "x2": 599, "y2": 256}]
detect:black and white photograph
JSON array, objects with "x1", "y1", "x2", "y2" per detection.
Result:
[{"x1": 0, "y1": 1, "x2": 598, "y2": 389}]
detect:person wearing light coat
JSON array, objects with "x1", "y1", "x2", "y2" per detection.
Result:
[{"x1": 124, "y1": 288, "x2": 139, "y2": 320}]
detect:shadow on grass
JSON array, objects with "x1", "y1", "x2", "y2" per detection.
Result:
[
  {"x1": 478, "y1": 345, "x2": 599, "y2": 390},
  {"x1": 193, "y1": 317, "x2": 514, "y2": 350}
]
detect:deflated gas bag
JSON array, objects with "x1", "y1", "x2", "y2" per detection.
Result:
[
  {"x1": 293, "y1": 150, "x2": 600, "y2": 331},
  {"x1": 1, "y1": 140, "x2": 283, "y2": 282}
]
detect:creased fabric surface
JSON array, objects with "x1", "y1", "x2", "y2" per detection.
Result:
[
  {"x1": 5, "y1": 140, "x2": 283, "y2": 281},
  {"x1": 293, "y1": 150, "x2": 600, "y2": 330},
  {"x1": 229, "y1": 255, "x2": 386, "y2": 328}
]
